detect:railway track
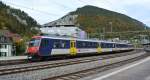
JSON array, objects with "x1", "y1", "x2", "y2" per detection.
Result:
[
  {"x1": 0, "y1": 50, "x2": 134, "y2": 66},
  {"x1": 45, "y1": 53, "x2": 149, "y2": 80},
  {"x1": 0, "y1": 50, "x2": 140, "y2": 76},
  {"x1": 0, "y1": 51, "x2": 131, "y2": 67}
]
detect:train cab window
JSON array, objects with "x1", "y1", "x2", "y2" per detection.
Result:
[{"x1": 29, "y1": 38, "x2": 41, "y2": 47}]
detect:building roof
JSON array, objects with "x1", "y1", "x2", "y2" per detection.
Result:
[
  {"x1": 0, "y1": 29, "x2": 22, "y2": 43},
  {"x1": 0, "y1": 30, "x2": 13, "y2": 43}
]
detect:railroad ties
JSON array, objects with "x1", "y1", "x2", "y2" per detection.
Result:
[{"x1": 0, "y1": 50, "x2": 149, "y2": 80}]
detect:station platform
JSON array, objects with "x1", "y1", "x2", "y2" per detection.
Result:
[
  {"x1": 82, "y1": 56, "x2": 150, "y2": 80},
  {"x1": 0, "y1": 56, "x2": 27, "y2": 61}
]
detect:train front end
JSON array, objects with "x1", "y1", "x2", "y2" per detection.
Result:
[{"x1": 27, "y1": 36, "x2": 41, "y2": 60}]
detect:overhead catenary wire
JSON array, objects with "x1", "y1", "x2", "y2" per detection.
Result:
[
  {"x1": 51, "y1": 0, "x2": 73, "y2": 10},
  {"x1": 1, "y1": 0, "x2": 59, "y2": 16},
  {"x1": 78, "y1": 0, "x2": 113, "y2": 6}
]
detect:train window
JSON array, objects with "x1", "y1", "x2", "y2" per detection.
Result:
[
  {"x1": 85, "y1": 42, "x2": 88, "y2": 48},
  {"x1": 89, "y1": 42, "x2": 92, "y2": 48},
  {"x1": 78, "y1": 41, "x2": 81, "y2": 48},
  {"x1": 91, "y1": 42, "x2": 94, "y2": 47},
  {"x1": 53, "y1": 42, "x2": 60, "y2": 48},
  {"x1": 83, "y1": 42, "x2": 86, "y2": 47},
  {"x1": 76, "y1": 41, "x2": 80, "y2": 48},
  {"x1": 53, "y1": 40, "x2": 68, "y2": 48},
  {"x1": 101, "y1": 42, "x2": 106, "y2": 48},
  {"x1": 101, "y1": 42, "x2": 113, "y2": 48},
  {"x1": 93, "y1": 43, "x2": 96, "y2": 48},
  {"x1": 62, "y1": 42, "x2": 65, "y2": 48},
  {"x1": 113, "y1": 44, "x2": 115, "y2": 48},
  {"x1": 60, "y1": 41, "x2": 66, "y2": 48},
  {"x1": 53, "y1": 40, "x2": 60, "y2": 48},
  {"x1": 77, "y1": 41, "x2": 99, "y2": 48},
  {"x1": 53, "y1": 43, "x2": 56, "y2": 48},
  {"x1": 108, "y1": 43, "x2": 113, "y2": 48},
  {"x1": 88, "y1": 42, "x2": 92, "y2": 48},
  {"x1": 79, "y1": 41, "x2": 82, "y2": 48},
  {"x1": 76, "y1": 41, "x2": 87, "y2": 48}
]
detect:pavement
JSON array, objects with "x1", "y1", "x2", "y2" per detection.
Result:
[
  {"x1": 0, "y1": 56, "x2": 27, "y2": 61},
  {"x1": 81, "y1": 56, "x2": 150, "y2": 80}
]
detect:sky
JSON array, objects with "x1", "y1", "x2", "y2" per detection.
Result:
[{"x1": 1, "y1": 0, "x2": 150, "y2": 26}]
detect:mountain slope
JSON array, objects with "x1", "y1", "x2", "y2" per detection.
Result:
[
  {"x1": 44, "y1": 5, "x2": 148, "y2": 36},
  {"x1": 0, "y1": 1, "x2": 39, "y2": 37}
]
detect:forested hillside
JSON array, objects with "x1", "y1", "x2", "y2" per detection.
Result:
[
  {"x1": 70, "y1": 5, "x2": 148, "y2": 33},
  {"x1": 44, "y1": 5, "x2": 149, "y2": 39},
  {"x1": 0, "y1": 1, "x2": 41, "y2": 55},
  {"x1": 0, "y1": 1, "x2": 39, "y2": 37}
]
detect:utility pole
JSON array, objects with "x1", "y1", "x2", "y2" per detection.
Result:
[
  {"x1": 109, "y1": 22, "x2": 113, "y2": 33},
  {"x1": 99, "y1": 28, "x2": 101, "y2": 40},
  {"x1": 103, "y1": 27, "x2": 105, "y2": 40}
]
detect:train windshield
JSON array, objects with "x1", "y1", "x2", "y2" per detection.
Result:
[{"x1": 29, "y1": 38, "x2": 41, "y2": 47}]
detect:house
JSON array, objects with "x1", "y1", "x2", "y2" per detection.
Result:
[{"x1": 0, "y1": 30, "x2": 16, "y2": 57}]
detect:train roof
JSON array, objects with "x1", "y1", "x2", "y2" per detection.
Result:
[
  {"x1": 142, "y1": 43, "x2": 150, "y2": 45},
  {"x1": 32, "y1": 36, "x2": 131, "y2": 45}
]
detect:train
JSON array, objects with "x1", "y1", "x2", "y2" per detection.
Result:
[
  {"x1": 143, "y1": 43, "x2": 150, "y2": 52},
  {"x1": 27, "y1": 36, "x2": 134, "y2": 60}
]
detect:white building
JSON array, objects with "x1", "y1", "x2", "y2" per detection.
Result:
[
  {"x1": 0, "y1": 35, "x2": 13, "y2": 57},
  {"x1": 40, "y1": 26, "x2": 87, "y2": 39}
]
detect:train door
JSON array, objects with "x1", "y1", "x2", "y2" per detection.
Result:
[
  {"x1": 39, "y1": 39, "x2": 52, "y2": 56},
  {"x1": 70, "y1": 40, "x2": 77, "y2": 56},
  {"x1": 112, "y1": 43, "x2": 116, "y2": 51},
  {"x1": 97, "y1": 42, "x2": 102, "y2": 53}
]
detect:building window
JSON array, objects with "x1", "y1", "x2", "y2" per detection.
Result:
[
  {"x1": 0, "y1": 44, "x2": 7, "y2": 49},
  {"x1": 4, "y1": 45, "x2": 7, "y2": 48}
]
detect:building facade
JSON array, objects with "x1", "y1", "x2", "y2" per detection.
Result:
[
  {"x1": 0, "y1": 35, "x2": 13, "y2": 57},
  {"x1": 40, "y1": 25, "x2": 87, "y2": 39}
]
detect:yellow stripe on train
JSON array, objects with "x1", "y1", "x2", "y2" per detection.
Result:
[
  {"x1": 97, "y1": 47, "x2": 102, "y2": 53},
  {"x1": 70, "y1": 47, "x2": 77, "y2": 56}
]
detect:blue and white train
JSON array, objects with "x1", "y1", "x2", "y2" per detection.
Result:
[{"x1": 27, "y1": 36, "x2": 133, "y2": 60}]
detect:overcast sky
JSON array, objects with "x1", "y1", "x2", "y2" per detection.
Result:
[{"x1": 1, "y1": 0, "x2": 150, "y2": 26}]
